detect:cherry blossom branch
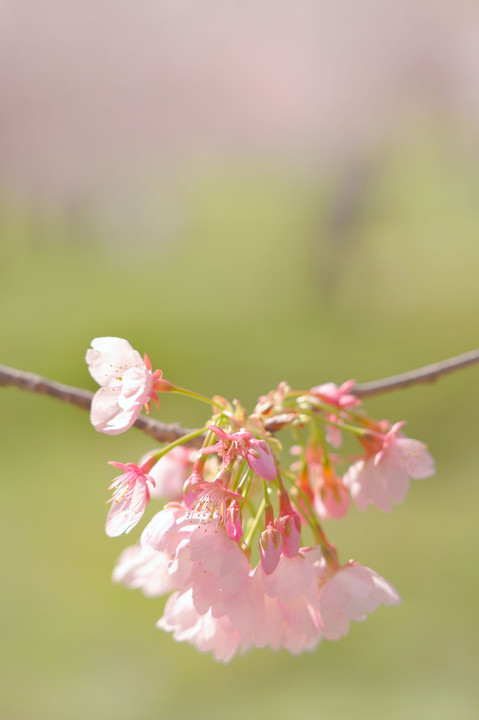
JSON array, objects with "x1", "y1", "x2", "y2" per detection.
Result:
[
  {"x1": 1, "y1": 348, "x2": 478, "y2": 443},
  {"x1": 0, "y1": 364, "x2": 198, "y2": 445},
  {"x1": 352, "y1": 349, "x2": 479, "y2": 397}
]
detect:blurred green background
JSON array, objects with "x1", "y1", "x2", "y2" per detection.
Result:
[{"x1": 1, "y1": 136, "x2": 479, "y2": 719}]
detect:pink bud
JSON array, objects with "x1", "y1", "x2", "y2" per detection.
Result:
[
  {"x1": 246, "y1": 439, "x2": 277, "y2": 481},
  {"x1": 225, "y1": 500, "x2": 243, "y2": 542},
  {"x1": 276, "y1": 512, "x2": 301, "y2": 558},
  {"x1": 259, "y1": 524, "x2": 283, "y2": 574},
  {"x1": 315, "y1": 482, "x2": 350, "y2": 520}
]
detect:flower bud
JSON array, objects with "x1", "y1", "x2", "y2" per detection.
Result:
[
  {"x1": 259, "y1": 524, "x2": 283, "y2": 574},
  {"x1": 246, "y1": 439, "x2": 277, "y2": 481},
  {"x1": 276, "y1": 512, "x2": 301, "y2": 558},
  {"x1": 225, "y1": 500, "x2": 243, "y2": 542}
]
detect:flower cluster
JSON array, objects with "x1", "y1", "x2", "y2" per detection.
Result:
[{"x1": 87, "y1": 337, "x2": 435, "y2": 662}]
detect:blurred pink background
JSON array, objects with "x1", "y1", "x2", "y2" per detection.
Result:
[{"x1": 2, "y1": 0, "x2": 479, "y2": 205}]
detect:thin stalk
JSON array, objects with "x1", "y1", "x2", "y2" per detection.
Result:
[
  {"x1": 242, "y1": 498, "x2": 266, "y2": 549},
  {"x1": 147, "y1": 425, "x2": 210, "y2": 464}
]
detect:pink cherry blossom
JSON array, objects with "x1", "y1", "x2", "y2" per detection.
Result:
[
  {"x1": 309, "y1": 380, "x2": 361, "y2": 409},
  {"x1": 140, "y1": 502, "x2": 190, "y2": 554},
  {"x1": 343, "y1": 422, "x2": 435, "y2": 512},
  {"x1": 112, "y1": 543, "x2": 176, "y2": 597},
  {"x1": 86, "y1": 336, "x2": 164, "y2": 435},
  {"x1": 183, "y1": 477, "x2": 244, "y2": 522},
  {"x1": 105, "y1": 461, "x2": 155, "y2": 537},
  {"x1": 158, "y1": 589, "x2": 251, "y2": 663},
  {"x1": 310, "y1": 464, "x2": 350, "y2": 520},
  {"x1": 168, "y1": 518, "x2": 251, "y2": 619},
  {"x1": 252, "y1": 551, "x2": 324, "y2": 654},
  {"x1": 86, "y1": 347, "x2": 435, "y2": 660},
  {"x1": 144, "y1": 500, "x2": 251, "y2": 620},
  {"x1": 314, "y1": 480, "x2": 350, "y2": 520},
  {"x1": 147, "y1": 446, "x2": 197, "y2": 500},
  {"x1": 316, "y1": 561, "x2": 400, "y2": 641}
]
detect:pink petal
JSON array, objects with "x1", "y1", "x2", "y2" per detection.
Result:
[
  {"x1": 395, "y1": 438, "x2": 435, "y2": 479},
  {"x1": 90, "y1": 387, "x2": 139, "y2": 434},
  {"x1": 106, "y1": 481, "x2": 149, "y2": 537},
  {"x1": 246, "y1": 440, "x2": 277, "y2": 481},
  {"x1": 314, "y1": 482, "x2": 350, "y2": 520},
  {"x1": 112, "y1": 544, "x2": 176, "y2": 597},
  {"x1": 86, "y1": 337, "x2": 143, "y2": 387}
]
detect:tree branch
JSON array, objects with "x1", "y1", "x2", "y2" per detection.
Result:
[
  {"x1": 352, "y1": 349, "x2": 479, "y2": 397},
  {"x1": 1, "y1": 348, "x2": 478, "y2": 443},
  {"x1": 0, "y1": 364, "x2": 199, "y2": 446}
]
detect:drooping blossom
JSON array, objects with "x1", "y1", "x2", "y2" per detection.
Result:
[
  {"x1": 143, "y1": 494, "x2": 250, "y2": 619},
  {"x1": 158, "y1": 589, "x2": 251, "y2": 663},
  {"x1": 291, "y1": 444, "x2": 349, "y2": 520},
  {"x1": 140, "y1": 502, "x2": 190, "y2": 554},
  {"x1": 89, "y1": 339, "x2": 435, "y2": 661},
  {"x1": 112, "y1": 543, "x2": 176, "y2": 597},
  {"x1": 343, "y1": 422, "x2": 435, "y2": 512},
  {"x1": 312, "y1": 465, "x2": 350, "y2": 520},
  {"x1": 183, "y1": 476, "x2": 244, "y2": 521},
  {"x1": 157, "y1": 550, "x2": 325, "y2": 661},
  {"x1": 147, "y1": 446, "x2": 198, "y2": 500},
  {"x1": 314, "y1": 479, "x2": 350, "y2": 520},
  {"x1": 86, "y1": 337, "x2": 166, "y2": 435},
  {"x1": 172, "y1": 517, "x2": 250, "y2": 618},
  {"x1": 105, "y1": 461, "x2": 155, "y2": 537},
  {"x1": 316, "y1": 561, "x2": 401, "y2": 640},
  {"x1": 252, "y1": 550, "x2": 324, "y2": 654}
]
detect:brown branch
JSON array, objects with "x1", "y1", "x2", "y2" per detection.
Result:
[
  {"x1": 353, "y1": 349, "x2": 479, "y2": 397},
  {"x1": 1, "y1": 349, "x2": 478, "y2": 443},
  {"x1": 0, "y1": 364, "x2": 200, "y2": 446}
]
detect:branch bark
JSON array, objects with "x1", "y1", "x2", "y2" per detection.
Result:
[
  {"x1": 1, "y1": 348, "x2": 478, "y2": 443},
  {"x1": 0, "y1": 365, "x2": 198, "y2": 445},
  {"x1": 352, "y1": 349, "x2": 479, "y2": 397}
]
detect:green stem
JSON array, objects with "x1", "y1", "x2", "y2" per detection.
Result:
[
  {"x1": 301, "y1": 407, "x2": 367, "y2": 437},
  {"x1": 233, "y1": 460, "x2": 248, "y2": 492},
  {"x1": 147, "y1": 425, "x2": 210, "y2": 464},
  {"x1": 322, "y1": 416, "x2": 368, "y2": 436},
  {"x1": 310, "y1": 417, "x2": 330, "y2": 464},
  {"x1": 243, "y1": 498, "x2": 266, "y2": 549},
  {"x1": 170, "y1": 385, "x2": 225, "y2": 411},
  {"x1": 282, "y1": 470, "x2": 321, "y2": 541},
  {"x1": 282, "y1": 468, "x2": 339, "y2": 568}
]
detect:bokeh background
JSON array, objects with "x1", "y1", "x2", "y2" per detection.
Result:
[{"x1": 1, "y1": 2, "x2": 479, "y2": 718}]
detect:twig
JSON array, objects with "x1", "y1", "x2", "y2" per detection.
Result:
[
  {"x1": 353, "y1": 349, "x2": 479, "y2": 397},
  {"x1": 1, "y1": 349, "x2": 478, "y2": 443},
  {"x1": 0, "y1": 364, "x2": 199, "y2": 446}
]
